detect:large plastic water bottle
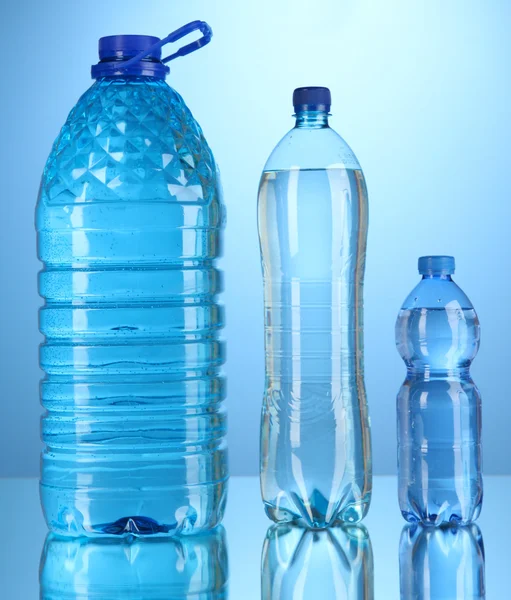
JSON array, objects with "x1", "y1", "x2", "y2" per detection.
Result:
[
  {"x1": 40, "y1": 527, "x2": 228, "y2": 599},
  {"x1": 258, "y1": 87, "x2": 372, "y2": 526},
  {"x1": 396, "y1": 256, "x2": 482, "y2": 526},
  {"x1": 399, "y1": 524, "x2": 485, "y2": 599},
  {"x1": 36, "y1": 22, "x2": 227, "y2": 536},
  {"x1": 262, "y1": 523, "x2": 374, "y2": 599}
]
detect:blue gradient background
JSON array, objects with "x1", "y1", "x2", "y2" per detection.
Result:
[{"x1": 0, "y1": 0, "x2": 509, "y2": 477}]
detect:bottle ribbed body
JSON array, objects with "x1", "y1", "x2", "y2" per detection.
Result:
[
  {"x1": 36, "y1": 77, "x2": 227, "y2": 536},
  {"x1": 396, "y1": 271, "x2": 482, "y2": 526},
  {"x1": 258, "y1": 116, "x2": 372, "y2": 527}
]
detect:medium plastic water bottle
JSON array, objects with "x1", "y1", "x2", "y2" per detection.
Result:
[
  {"x1": 40, "y1": 527, "x2": 228, "y2": 599},
  {"x1": 399, "y1": 524, "x2": 485, "y2": 599},
  {"x1": 36, "y1": 22, "x2": 227, "y2": 536},
  {"x1": 396, "y1": 256, "x2": 482, "y2": 526},
  {"x1": 258, "y1": 87, "x2": 372, "y2": 527},
  {"x1": 262, "y1": 523, "x2": 374, "y2": 600}
]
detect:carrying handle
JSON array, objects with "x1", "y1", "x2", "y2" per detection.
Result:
[
  {"x1": 162, "y1": 20, "x2": 213, "y2": 63},
  {"x1": 120, "y1": 21, "x2": 212, "y2": 71}
]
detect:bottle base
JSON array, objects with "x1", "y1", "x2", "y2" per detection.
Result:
[
  {"x1": 263, "y1": 492, "x2": 371, "y2": 528},
  {"x1": 401, "y1": 509, "x2": 481, "y2": 528},
  {"x1": 400, "y1": 496, "x2": 482, "y2": 527},
  {"x1": 399, "y1": 476, "x2": 483, "y2": 527},
  {"x1": 40, "y1": 479, "x2": 228, "y2": 537}
]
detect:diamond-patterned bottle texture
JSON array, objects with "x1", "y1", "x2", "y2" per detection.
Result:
[{"x1": 36, "y1": 76, "x2": 227, "y2": 536}]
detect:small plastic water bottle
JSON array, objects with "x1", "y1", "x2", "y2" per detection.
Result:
[
  {"x1": 396, "y1": 256, "x2": 482, "y2": 525},
  {"x1": 40, "y1": 527, "x2": 228, "y2": 599},
  {"x1": 258, "y1": 87, "x2": 372, "y2": 526},
  {"x1": 36, "y1": 22, "x2": 227, "y2": 535},
  {"x1": 399, "y1": 524, "x2": 485, "y2": 599},
  {"x1": 262, "y1": 524, "x2": 374, "y2": 600}
]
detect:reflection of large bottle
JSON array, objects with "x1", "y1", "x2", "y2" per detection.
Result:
[
  {"x1": 40, "y1": 526, "x2": 228, "y2": 599},
  {"x1": 258, "y1": 86, "x2": 372, "y2": 527},
  {"x1": 399, "y1": 524, "x2": 485, "y2": 599},
  {"x1": 261, "y1": 523, "x2": 373, "y2": 599},
  {"x1": 396, "y1": 256, "x2": 482, "y2": 526}
]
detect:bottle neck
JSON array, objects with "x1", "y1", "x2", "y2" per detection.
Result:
[
  {"x1": 421, "y1": 273, "x2": 453, "y2": 281},
  {"x1": 295, "y1": 110, "x2": 330, "y2": 129},
  {"x1": 406, "y1": 366, "x2": 471, "y2": 379},
  {"x1": 95, "y1": 75, "x2": 164, "y2": 86}
]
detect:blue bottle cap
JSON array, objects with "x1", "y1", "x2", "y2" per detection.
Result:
[
  {"x1": 293, "y1": 86, "x2": 331, "y2": 112},
  {"x1": 90, "y1": 21, "x2": 213, "y2": 80},
  {"x1": 99, "y1": 35, "x2": 162, "y2": 61},
  {"x1": 418, "y1": 255, "x2": 455, "y2": 275},
  {"x1": 92, "y1": 35, "x2": 169, "y2": 79}
]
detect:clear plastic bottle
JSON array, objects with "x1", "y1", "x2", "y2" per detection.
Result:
[
  {"x1": 399, "y1": 524, "x2": 485, "y2": 599},
  {"x1": 40, "y1": 527, "x2": 228, "y2": 599},
  {"x1": 262, "y1": 523, "x2": 374, "y2": 599},
  {"x1": 258, "y1": 87, "x2": 372, "y2": 527},
  {"x1": 36, "y1": 24, "x2": 227, "y2": 536},
  {"x1": 396, "y1": 256, "x2": 482, "y2": 525}
]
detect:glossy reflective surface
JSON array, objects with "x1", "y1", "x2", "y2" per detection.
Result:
[
  {"x1": 396, "y1": 271, "x2": 482, "y2": 526},
  {"x1": 1, "y1": 476, "x2": 510, "y2": 598},
  {"x1": 258, "y1": 111, "x2": 371, "y2": 528},
  {"x1": 399, "y1": 523, "x2": 485, "y2": 599},
  {"x1": 40, "y1": 528, "x2": 228, "y2": 599},
  {"x1": 262, "y1": 523, "x2": 373, "y2": 599},
  {"x1": 36, "y1": 76, "x2": 227, "y2": 536}
]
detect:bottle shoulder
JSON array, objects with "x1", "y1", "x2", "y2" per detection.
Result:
[
  {"x1": 263, "y1": 125, "x2": 362, "y2": 172},
  {"x1": 396, "y1": 277, "x2": 480, "y2": 369},
  {"x1": 38, "y1": 78, "x2": 220, "y2": 207},
  {"x1": 401, "y1": 278, "x2": 474, "y2": 311}
]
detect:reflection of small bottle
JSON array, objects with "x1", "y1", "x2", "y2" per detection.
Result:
[
  {"x1": 40, "y1": 526, "x2": 228, "y2": 599},
  {"x1": 399, "y1": 524, "x2": 485, "y2": 600},
  {"x1": 262, "y1": 523, "x2": 373, "y2": 600}
]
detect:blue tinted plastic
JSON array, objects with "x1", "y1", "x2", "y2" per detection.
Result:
[
  {"x1": 160, "y1": 21, "x2": 213, "y2": 63},
  {"x1": 396, "y1": 260, "x2": 482, "y2": 525},
  {"x1": 98, "y1": 35, "x2": 162, "y2": 61},
  {"x1": 399, "y1": 524, "x2": 485, "y2": 599},
  {"x1": 258, "y1": 101, "x2": 372, "y2": 527},
  {"x1": 91, "y1": 21, "x2": 213, "y2": 79},
  {"x1": 262, "y1": 524, "x2": 373, "y2": 599},
  {"x1": 40, "y1": 527, "x2": 228, "y2": 598},
  {"x1": 36, "y1": 75, "x2": 227, "y2": 536},
  {"x1": 292, "y1": 86, "x2": 332, "y2": 112},
  {"x1": 418, "y1": 254, "x2": 455, "y2": 275}
]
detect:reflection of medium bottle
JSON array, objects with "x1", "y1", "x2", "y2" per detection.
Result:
[
  {"x1": 36, "y1": 24, "x2": 227, "y2": 536},
  {"x1": 396, "y1": 256, "x2": 482, "y2": 526},
  {"x1": 399, "y1": 524, "x2": 485, "y2": 599},
  {"x1": 262, "y1": 524, "x2": 374, "y2": 600},
  {"x1": 258, "y1": 86, "x2": 372, "y2": 527},
  {"x1": 40, "y1": 526, "x2": 228, "y2": 599}
]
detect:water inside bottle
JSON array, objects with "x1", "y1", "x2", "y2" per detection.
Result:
[
  {"x1": 397, "y1": 303, "x2": 482, "y2": 525},
  {"x1": 258, "y1": 167, "x2": 371, "y2": 527}
]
